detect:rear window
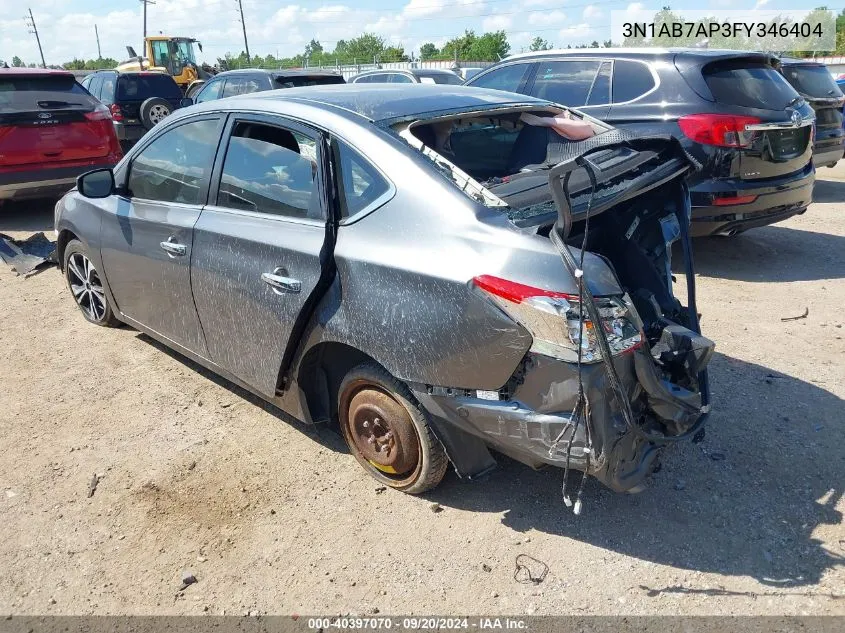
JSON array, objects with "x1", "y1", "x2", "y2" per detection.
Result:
[
  {"x1": 117, "y1": 74, "x2": 181, "y2": 100},
  {"x1": 704, "y1": 61, "x2": 799, "y2": 110},
  {"x1": 781, "y1": 65, "x2": 844, "y2": 98},
  {"x1": 0, "y1": 75, "x2": 91, "y2": 113},
  {"x1": 416, "y1": 71, "x2": 463, "y2": 85},
  {"x1": 0, "y1": 75, "x2": 87, "y2": 94},
  {"x1": 275, "y1": 74, "x2": 345, "y2": 88}
]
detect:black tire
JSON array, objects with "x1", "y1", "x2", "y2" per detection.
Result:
[
  {"x1": 139, "y1": 97, "x2": 173, "y2": 130},
  {"x1": 63, "y1": 239, "x2": 121, "y2": 327},
  {"x1": 338, "y1": 362, "x2": 448, "y2": 494}
]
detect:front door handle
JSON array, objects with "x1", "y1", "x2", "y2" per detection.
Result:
[
  {"x1": 160, "y1": 239, "x2": 187, "y2": 257},
  {"x1": 261, "y1": 268, "x2": 301, "y2": 294}
]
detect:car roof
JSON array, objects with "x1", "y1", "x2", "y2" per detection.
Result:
[
  {"x1": 196, "y1": 83, "x2": 547, "y2": 122},
  {"x1": 354, "y1": 68, "x2": 457, "y2": 76},
  {"x1": 506, "y1": 47, "x2": 776, "y2": 62},
  {"x1": 0, "y1": 67, "x2": 74, "y2": 77},
  {"x1": 214, "y1": 68, "x2": 342, "y2": 78}
]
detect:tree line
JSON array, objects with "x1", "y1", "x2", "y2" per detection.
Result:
[{"x1": 3, "y1": 8, "x2": 844, "y2": 71}]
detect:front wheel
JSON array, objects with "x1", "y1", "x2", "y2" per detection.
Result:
[
  {"x1": 64, "y1": 239, "x2": 121, "y2": 327},
  {"x1": 338, "y1": 363, "x2": 448, "y2": 494}
]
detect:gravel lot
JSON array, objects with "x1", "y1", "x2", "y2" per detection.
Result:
[{"x1": 1, "y1": 165, "x2": 843, "y2": 617}]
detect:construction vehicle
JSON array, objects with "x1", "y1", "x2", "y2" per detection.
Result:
[{"x1": 117, "y1": 36, "x2": 215, "y2": 95}]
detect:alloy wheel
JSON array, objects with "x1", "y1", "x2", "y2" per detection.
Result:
[
  {"x1": 67, "y1": 252, "x2": 107, "y2": 322},
  {"x1": 149, "y1": 104, "x2": 170, "y2": 125}
]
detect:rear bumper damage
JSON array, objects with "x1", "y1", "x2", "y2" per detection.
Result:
[
  {"x1": 416, "y1": 320, "x2": 713, "y2": 493},
  {"x1": 416, "y1": 135, "x2": 715, "y2": 494}
]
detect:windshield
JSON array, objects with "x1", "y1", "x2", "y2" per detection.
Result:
[
  {"x1": 782, "y1": 65, "x2": 843, "y2": 98},
  {"x1": 175, "y1": 40, "x2": 197, "y2": 65}
]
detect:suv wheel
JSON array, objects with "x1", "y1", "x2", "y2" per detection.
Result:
[
  {"x1": 338, "y1": 363, "x2": 448, "y2": 494},
  {"x1": 140, "y1": 97, "x2": 173, "y2": 129}
]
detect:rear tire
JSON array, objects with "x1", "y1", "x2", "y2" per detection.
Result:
[
  {"x1": 139, "y1": 97, "x2": 173, "y2": 130},
  {"x1": 338, "y1": 363, "x2": 448, "y2": 494},
  {"x1": 63, "y1": 239, "x2": 121, "y2": 327}
]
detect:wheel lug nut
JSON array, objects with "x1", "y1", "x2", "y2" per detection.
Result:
[{"x1": 362, "y1": 420, "x2": 370, "y2": 428}]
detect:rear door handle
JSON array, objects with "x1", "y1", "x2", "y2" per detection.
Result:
[
  {"x1": 160, "y1": 239, "x2": 187, "y2": 257},
  {"x1": 261, "y1": 269, "x2": 301, "y2": 294}
]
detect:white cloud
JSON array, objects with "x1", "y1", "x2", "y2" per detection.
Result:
[
  {"x1": 528, "y1": 10, "x2": 566, "y2": 26},
  {"x1": 583, "y1": 5, "x2": 602, "y2": 20},
  {"x1": 754, "y1": 0, "x2": 769, "y2": 7},
  {"x1": 482, "y1": 15, "x2": 512, "y2": 31},
  {"x1": 559, "y1": 23, "x2": 593, "y2": 38},
  {"x1": 625, "y1": 2, "x2": 645, "y2": 13}
]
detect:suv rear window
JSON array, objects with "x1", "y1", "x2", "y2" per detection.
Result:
[
  {"x1": 703, "y1": 60, "x2": 799, "y2": 110},
  {"x1": 117, "y1": 74, "x2": 182, "y2": 100},
  {"x1": 0, "y1": 75, "x2": 91, "y2": 113},
  {"x1": 781, "y1": 64, "x2": 844, "y2": 98},
  {"x1": 0, "y1": 75, "x2": 87, "y2": 95}
]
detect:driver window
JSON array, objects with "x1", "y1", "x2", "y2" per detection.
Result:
[
  {"x1": 127, "y1": 118, "x2": 220, "y2": 205},
  {"x1": 217, "y1": 121, "x2": 321, "y2": 220}
]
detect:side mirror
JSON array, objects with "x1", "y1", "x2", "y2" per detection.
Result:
[
  {"x1": 77, "y1": 168, "x2": 115, "y2": 199},
  {"x1": 179, "y1": 97, "x2": 194, "y2": 108}
]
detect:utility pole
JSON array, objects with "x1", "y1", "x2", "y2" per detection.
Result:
[
  {"x1": 236, "y1": 0, "x2": 250, "y2": 64},
  {"x1": 95, "y1": 24, "x2": 102, "y2": 60},
  {"x1": 140, "y1": 0, "x2": 155, "y2": 42},
  {"x1": 24, "y1": 8, "x2": 46, "y2": 68}
]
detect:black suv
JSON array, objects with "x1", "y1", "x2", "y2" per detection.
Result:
[
  {"x1": 80, "y1": 70, "x2": 183, "y2": 150},
  {"x1": 192, "y1": 69, "x2": 345, "y2": 103},
  {"x1": 778, "y1": 58, "x2": 844, "y2": 169},
  {"x1": 468, "y1": 49, "x2": 816, "y2": 237}
]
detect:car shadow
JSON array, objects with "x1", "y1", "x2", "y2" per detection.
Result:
[
  {"x1": 428, "y1": 351, "x2": 844, "y2": 589},
  {"x1": 135, "y1": 330, "x2": 845, "y2": 590},
  {"x1": 134, "y1": 332, "x2": 349, "y2": 453},
  {"x1": 675, "y1": 226, "x2": 845, "y2": 283},
  {"x1": 813, "y1": 177, "x2": 845, "y2": 204}
]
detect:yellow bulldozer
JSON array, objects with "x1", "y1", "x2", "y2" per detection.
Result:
[{"x1": 117, "y1": 36, "x2": 216, "y2": 96}]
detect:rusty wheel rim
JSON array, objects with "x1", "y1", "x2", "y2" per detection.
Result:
[{"x1": 341, "y1": 382, "x2": 421, "y2": 484}]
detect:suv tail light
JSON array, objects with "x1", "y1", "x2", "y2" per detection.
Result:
[
  {"x1": 473, "y1": 275, "x2": 642, "y2": 363},
  {"x1": 84, "y1": 104, "x2": 112, "y2": 122},
  {"x1": 109, "y1": 104, "x2": 124, "y2": 122},
  {"x1": 678, "y1": 114, "x2": 761, "y2": 148}
]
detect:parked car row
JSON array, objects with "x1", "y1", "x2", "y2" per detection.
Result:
[{"x1": 466, "y1": 49, "x2": 843, "y2": 237}]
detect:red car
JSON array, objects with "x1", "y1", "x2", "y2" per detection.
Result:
[{"x1": 0, "y1": 68, "x2": 122, "y2": 202}]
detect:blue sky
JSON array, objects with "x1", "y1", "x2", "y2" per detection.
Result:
[{"x1": 0, "y1": 0, "x2": 828, "y2": 66}]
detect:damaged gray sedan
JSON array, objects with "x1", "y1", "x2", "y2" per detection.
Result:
[{"x1": 55, "y1": 85, "x2": 713, "y2": 501}]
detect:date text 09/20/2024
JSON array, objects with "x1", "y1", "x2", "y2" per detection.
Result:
[{"x1": 306, "y1": 617, "x2": 528, "y2": 630}]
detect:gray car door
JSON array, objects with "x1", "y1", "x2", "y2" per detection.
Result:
[
  {"x1": 190, "y1": 113, "x2": 330, "y2": 398},
  {"x1": 99, "y1": 115, "x2": 224, "y2": 355}
]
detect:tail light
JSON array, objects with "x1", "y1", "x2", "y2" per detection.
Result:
[
  {"x1": 713, "y1": 194, "x2": 757, "y2": 206},
  {"x1": 678, "y1": 114, "x2": 761, "y2": 148},
  {"x1": 109, "y1": 104, "x2": 123, "y2": 122},
  {"x1": 473, "y1": 275, "x2": 642, "y2": 363},
  {"x1": 84, "y1": 104, "x2": 112, "y2": 122}
]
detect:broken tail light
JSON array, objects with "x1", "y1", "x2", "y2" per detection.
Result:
[
  {"x1": 678, "y1": 114, "x2": 761, "y2": 148},
  {"x1": 473, "y1": 275, "x2": 642, "y2": 363}
]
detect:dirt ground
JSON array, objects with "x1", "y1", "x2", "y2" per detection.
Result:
[{"x1": 1, "y1": 165, "x2": 843, "y2": 617}]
